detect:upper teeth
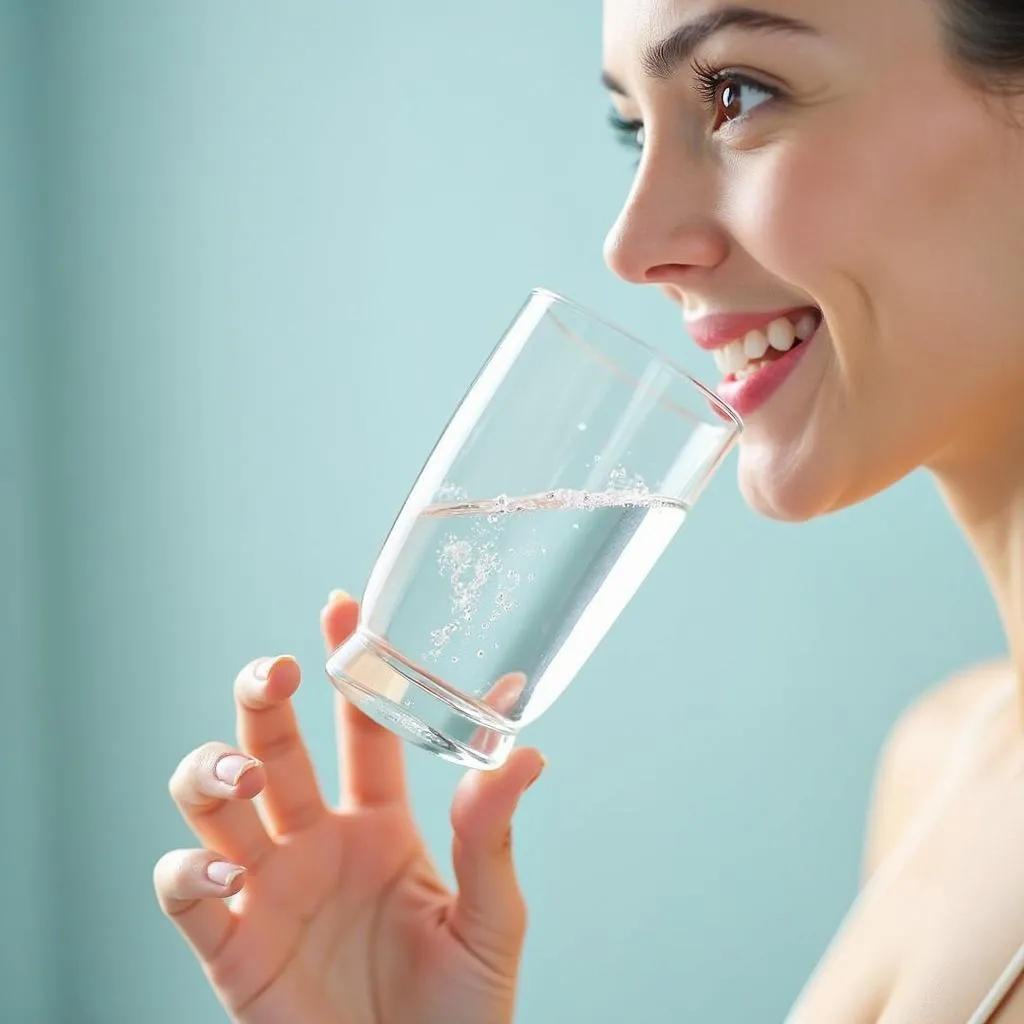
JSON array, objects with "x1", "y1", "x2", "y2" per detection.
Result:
[{"x1": 712, "y1": 313, "x2": 818, "y2": 378}]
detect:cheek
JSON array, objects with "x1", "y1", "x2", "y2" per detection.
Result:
[
  {"x1": 720, "y1": 142, "x2": 858, "y2": 290},
  {"x1": 723, "y1": 107, "x2": 1024, "y2": 389},
  {"x1": 721, "y1": 101, "x2": 1024, "y2": 518}
]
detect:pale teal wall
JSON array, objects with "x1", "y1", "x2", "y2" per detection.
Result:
[
  {"x1": 6, "y1": 3, "x2": 1005, "y2": 1022},
  {"x1": 1, "y1": 2, "x2": 52, "y2": 1021}
]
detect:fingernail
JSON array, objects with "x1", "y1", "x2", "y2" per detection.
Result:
[
  {"x1": 206, "y1": 861, "x2": 244, "y2": 888},
  {"x1": 328, "y1": 588, "x2": 351, "y2": 605},
  {"x1": 253, "y1": 657, "x2": 276, "y2": 681},
  {"x1": 524, "y1": 756, "x2": 547, "y2": 792},
  {"x1": 215, "y1": 754, "x2": 261, "y2": 787}
]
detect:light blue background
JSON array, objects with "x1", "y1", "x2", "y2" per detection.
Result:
[{"x1": 1, "y1": 2, "x2": 1004, "y2": 1022}]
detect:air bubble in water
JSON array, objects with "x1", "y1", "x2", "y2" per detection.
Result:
[
  {"x1": 577, "y1": 422, "x2": 587, "y2": 432},
  {"x1": 572, "y1": 523, "x2": 580, "y2": 530},
  {"x1": 477, "y1": 650, "x2": 485, "y2": 659},
  {"x1": 451, "y1": 656, "x2": 459, "y2": 664}
]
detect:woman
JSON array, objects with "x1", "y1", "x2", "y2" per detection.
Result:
[{"x1": 153, "y1": 1, "x2": 1024, "y2": 1021}]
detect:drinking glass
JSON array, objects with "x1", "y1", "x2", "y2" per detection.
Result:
[{"x1": 326, "y1": 288, "x2": 741, "y2": 769}]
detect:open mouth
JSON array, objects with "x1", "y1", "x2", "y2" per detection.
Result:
[{"x1": 713, "y1": 308, "x2": 823, "y2": 382}]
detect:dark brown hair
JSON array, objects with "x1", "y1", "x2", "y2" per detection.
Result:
[{"x1": 943, "y1": 0, "x2": 1024, "y2": 90}]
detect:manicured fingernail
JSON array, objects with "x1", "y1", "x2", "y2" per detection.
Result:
[
  {"x1": 215, "y1": 754, "x2": 260, "y2": 787},
  {"x1": 206, "y1": 861, "x2": 243, "y2": 888},
  {"x1": 328, "y1": 588, "x2": 351, "y2": 605},
  {"x1": 253, "y1": 657, "x2": 275, "y2": 680}
]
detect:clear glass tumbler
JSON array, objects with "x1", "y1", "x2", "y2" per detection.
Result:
[{"x1": 326, "y1": 289, "x2": 741, "y2": 769}]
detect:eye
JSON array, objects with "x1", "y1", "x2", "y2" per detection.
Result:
[
  {"x1": 607, "y1": 110, "x2": 646, "y2": 153},
  {"x1": 691, "y1": 62, "x2": 779, "y2": 133}
]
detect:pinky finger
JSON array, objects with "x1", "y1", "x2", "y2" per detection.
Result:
[{"x1": 154, "y1": 849, "x2": 244, "y2": 961}]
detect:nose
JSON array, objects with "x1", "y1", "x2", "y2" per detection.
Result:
[{"x1": 603, "y1": 148, "x2": 729, "y2": 287}]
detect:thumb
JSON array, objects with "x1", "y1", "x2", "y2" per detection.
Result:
[{"x1": 448, "y1": 746, "x2": 545, "y2": 970}]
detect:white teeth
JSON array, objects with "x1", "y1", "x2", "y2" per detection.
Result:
[
  {"x1": 767, "y1": 317, "x2": 796, "y2": 352},
  {"x1": 743, "y1": 329, "x2": 769, "y2": 360},
  {"x1": 713, "y1": 311, "x2": 818, "y2": 378},
  {"x1": 729, "y1": 342, "x2": 748, "y2": 374},
  {"x1": 724, "y1": 341, "x2": 747, "y2": 374},
  {"x1": 795, "y1": 314, "x2": 818, "y2": 341},
  {"x1": 712, "y1": 340, "x2": 746, "y2": 376}
]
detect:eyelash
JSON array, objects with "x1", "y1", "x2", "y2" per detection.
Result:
[
  {"x1": 691, "y1": 59, "x2": 782, "y2": 131},
  {"x1": 608, "y1": 110, "x2": 645, "y2": 153},
  {"x1": 607, "y1": 61, "x2": 781, "y2": 156}
]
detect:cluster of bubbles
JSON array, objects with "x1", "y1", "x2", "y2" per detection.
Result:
[
  {"x1": 427, "y1": 488, "x2": 530, "y2": 663},
  {"x1": 424, "y1": 466, "x2": 650, "y2": 663}
]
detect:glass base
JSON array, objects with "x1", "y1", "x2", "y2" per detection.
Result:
[{"x1": 325, "y1": 630, "x2": 517, "y2": 770}]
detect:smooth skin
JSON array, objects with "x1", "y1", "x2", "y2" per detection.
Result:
[
  {"x1": 158, "y1": 0, "x2": 1024, "y2": 1021},
  {"x1": 153, "y1": 592, "x2": 544, "y2": 1024}
]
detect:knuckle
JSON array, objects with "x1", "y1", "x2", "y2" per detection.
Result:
[
  {"x1": 508, "y1": 893, "x2": 528, "y2": 940},
  {"x1": 249, "y1": 727, "x2": 300, "y2": 763},
  {"x1": 498, "y1": 825, "x2": 514, "y2": 854}
]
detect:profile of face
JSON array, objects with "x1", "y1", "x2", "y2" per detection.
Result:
[{"x1": 602, "y1": 0, "x2": 1024, "y2": 522}]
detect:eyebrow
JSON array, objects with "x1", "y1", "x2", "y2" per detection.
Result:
[{"x1": 601, "y1": 5, "x2": 816, "y2": 95}]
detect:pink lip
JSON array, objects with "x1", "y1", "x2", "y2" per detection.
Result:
[
  {"x1": 714, "y1": 327, "x2": 817, "y2": 417},
  {"x1": 686, "y1": 307, "x2": 819, "y2": 350}
]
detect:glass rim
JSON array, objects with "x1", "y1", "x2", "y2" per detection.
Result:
[{"x1": 530, "y1": 286, "x2": 744, "y2": 434}]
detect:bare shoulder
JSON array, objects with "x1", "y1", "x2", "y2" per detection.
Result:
[{"x1": 860, "y1": 659, "x2": 1014, "y2": 883}]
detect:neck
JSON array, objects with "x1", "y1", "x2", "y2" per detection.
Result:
[{"x1": 932, "y1": 410, "x2": 1024, "y2": 689}]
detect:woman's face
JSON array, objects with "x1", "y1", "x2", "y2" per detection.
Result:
[{"x1": 602, "y1": 0, "x2": 1024, "y2": 520}]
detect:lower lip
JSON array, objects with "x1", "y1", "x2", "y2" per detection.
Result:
[{"x1": 714, "y1": 332, "x2": 816, "y2": 417}]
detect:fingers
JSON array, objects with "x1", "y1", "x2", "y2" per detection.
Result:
[
  {"x1": 322, "y1": 589, "x2": 359, "y2": 652},
  {"x1": 234, "y1": 655, "x2": 327, "y2": 835},
  {"x1": 480, "y1": 671, "x2": 527, "y2": 718},
  {"x1": 153, "y1": 848, "x2": 243, "y2": 961},
  {"x1": 169, "y1": 741, "x2": 274, "y2": 868},
  {"x1": 321, "y1": 590, "x2": 408, "y2": 809},
  {"x1": 448, "y1": 746, "x2": 545, "y2": 970}
]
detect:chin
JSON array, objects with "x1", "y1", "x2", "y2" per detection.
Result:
[
  {"x1": 736, "y1": 430, "x2": 921, "y2": 523},
  {"x1": 735, "y1": 439, "x2": 853, "y2": 523}
]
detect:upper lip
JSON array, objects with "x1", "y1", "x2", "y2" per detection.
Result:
[{"x1": 685, "y1": 306, "x2": 820, "y2": 351}]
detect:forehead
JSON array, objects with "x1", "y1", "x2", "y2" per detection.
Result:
[
  {"x1": 601, "y1": 0, "x2": 928, "y2": 84},
  {"x1": 602, "y1": 0, "x2": 812, "y2": 95},
  {"x1": 602, "y1": 0, "x2": 690, "y2": 49},
  {"x1": 603, "y1": 0, "x2": 817, "y2": 48}
]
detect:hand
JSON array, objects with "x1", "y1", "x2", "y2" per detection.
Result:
[{"x1": 154, "y1": 590, "x2": 545, "y2": 1024}]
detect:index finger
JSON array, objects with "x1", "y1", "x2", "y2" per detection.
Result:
[
  {"x1": 321, "y1": 590, "x2": 408, "y2": 809},
  {"x1": 234, "y1": 655, "x2": 327, "y2": 835}
]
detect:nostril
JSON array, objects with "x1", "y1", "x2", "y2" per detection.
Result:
[{"x1": 645, "y1": 263, "x2": 701, "y2": 285}]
